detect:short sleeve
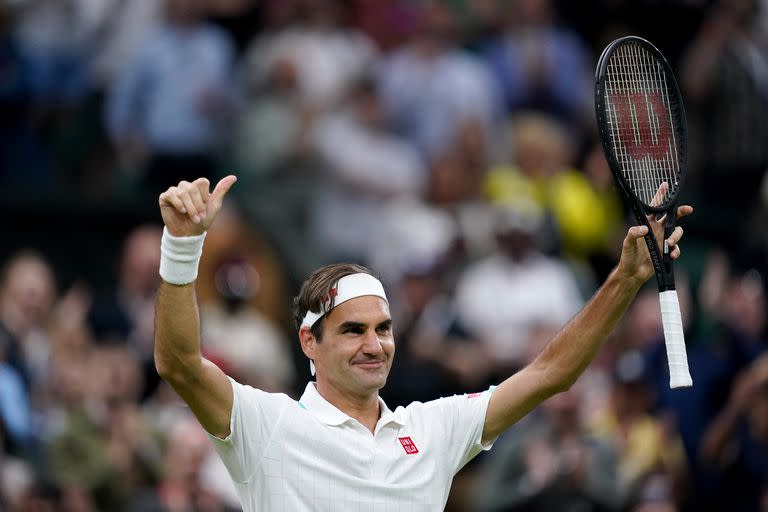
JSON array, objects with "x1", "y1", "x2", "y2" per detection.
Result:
[
  {"x1": 420, "y1": 387, "x2": 497, "y2": 474},
  {"x1": 206, "y1": 378, "x2": 289, "y2": 483}
]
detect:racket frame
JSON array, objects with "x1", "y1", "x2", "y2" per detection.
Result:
[
  {"x1": 595, "y1": 35, "x2": 693, "y2": 388},
  {"x1": 594, "y1": 35, "x2": 688, "y2": 293}
]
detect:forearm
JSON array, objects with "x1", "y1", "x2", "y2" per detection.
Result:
[
  {"x1": 533, "y1": 268, "x2": 643, "y2": 392},
  {"x1": 700, "y1": 403, "x2": 742, "y2": 466},
  {"x1": 484, "y1": 269, "x2": 643, "y2": 442},
  {"x1": 154, "y1": 281, "x2": 204, "y2": 378}
]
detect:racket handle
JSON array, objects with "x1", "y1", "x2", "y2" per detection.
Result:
[{"x1": 659, "y1": 290, "x2": 693, "y2": 388}]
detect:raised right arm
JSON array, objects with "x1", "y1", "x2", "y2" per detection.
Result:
[{"x1": 154, "y1": 176, "x2": 237, "y2": 439}]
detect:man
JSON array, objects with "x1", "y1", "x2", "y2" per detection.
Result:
[
  {"x1": 154, "y1": 175, "x2": 692, "y2": 511},
  {"x1": 107, "y1": 0, "x2": 236, "y2": 192}
]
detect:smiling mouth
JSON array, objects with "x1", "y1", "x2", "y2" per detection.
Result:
[{"x1": 353, "y1": 361, "x2": 385, "y2": 369}]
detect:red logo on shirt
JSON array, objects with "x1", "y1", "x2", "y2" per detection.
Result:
[
  {"x1": 466, "y1": 392, "x2": 482, "y2": 398},
  {"x1": 398, "y1": 436, "x2": 419, "y2": 455}
]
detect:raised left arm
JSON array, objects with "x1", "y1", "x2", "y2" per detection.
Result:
[{"x1": 482, "y1": 205, "x2": 692, "y2": 444}]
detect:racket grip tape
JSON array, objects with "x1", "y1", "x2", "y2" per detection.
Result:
[{"x1": 659, "y1": 290, "x2": 693, "y2": 388}]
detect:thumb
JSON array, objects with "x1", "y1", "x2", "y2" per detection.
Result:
[
  {"x1": 209, "y1": 175, "x2": 237, "y2": 214},
  {"x1": 627, "y1": 225, "x2": 649, "y2": 241}
]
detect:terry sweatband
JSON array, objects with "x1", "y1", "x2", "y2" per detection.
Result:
[
  {"x1": 301, "y1": 273, "x2": 388, "y2": 328},
  {"x1": 159, "y1": 227, "x2": 206, "y2": 285}
]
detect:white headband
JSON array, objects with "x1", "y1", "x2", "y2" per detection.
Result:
[{"x1": 300, "y1": 273, "x2": 387, "y2": 329}]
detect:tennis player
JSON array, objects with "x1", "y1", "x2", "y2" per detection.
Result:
[{"x1": 154, "y1": 175, "x2": 692, "y2": 511}]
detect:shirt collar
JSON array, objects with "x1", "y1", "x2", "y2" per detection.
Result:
[{"x1": 298, "y1": 382, "x2": 407, "y2": 428}]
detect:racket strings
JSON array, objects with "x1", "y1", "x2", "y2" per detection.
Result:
[{"x1": 604, "y1": 42, "x2": 682, "y2": 208}]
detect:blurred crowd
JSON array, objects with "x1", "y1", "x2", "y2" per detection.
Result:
[{"x1": 1, "y1": 0, "x2": 767, "y2": 510}]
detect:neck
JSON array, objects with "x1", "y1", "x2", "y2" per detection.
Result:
[{"x1": 315, "y1": 380, "x2": 381, "y2": 434}]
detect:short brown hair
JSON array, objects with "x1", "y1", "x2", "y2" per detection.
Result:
[{"x1": 292, "y1": 262, "x2": 374, "y2": 340}]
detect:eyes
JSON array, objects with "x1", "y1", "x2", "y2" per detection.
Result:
[{"x1": 339, "y1": 322, "x2": 392, "y2": 337}]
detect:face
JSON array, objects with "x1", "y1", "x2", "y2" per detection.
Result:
[
  {"x1": 306, "y1": 296, "x2": 395, "y2": 400},
  {"x1": 2, "y1": 257, "x2": 55, "y2": 330}
]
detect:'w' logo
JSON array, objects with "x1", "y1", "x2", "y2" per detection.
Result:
[{"x1": 610, "y1": 92, "x2": 672, "y2": 161}]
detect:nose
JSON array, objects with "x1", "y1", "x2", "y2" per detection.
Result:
[{"x1": 361, "y1": 330, "x2": 384, "y2": 356}]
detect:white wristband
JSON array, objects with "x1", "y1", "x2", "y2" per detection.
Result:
[{"x1": 159, "y1": 227, "x2": 206, "y2": 285}]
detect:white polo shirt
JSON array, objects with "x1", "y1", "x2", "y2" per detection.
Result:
[{"x1": 208, "y1": 379, "x2": 495, "y2": 511}]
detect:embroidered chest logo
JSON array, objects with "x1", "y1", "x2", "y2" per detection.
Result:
[{"x1": 398, "y1": 436, "x2": 419, "y2": 455}]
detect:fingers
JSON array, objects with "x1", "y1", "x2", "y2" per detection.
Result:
[
  {"x1": 209, "y1": 175, "x2": 237, "y2": 213},
  {"x1": 650, "y1": 181, "x2": 669, "y2": 208},
  {"x1": 187, "y1": 184, "x2": 207, "y2": 223},
  {"x1": 667, "y1": 226, "x2": 684, "y2": 246},
  {"x1": 627, "y1": 224, "x2": 649, "y2": 241},
  {"x1": 195, "y1": 177, "x2": 210, "y2": 202},
  {"x1": 676, "y1": 205, "x2": 694, "y2": 219},
  {"x1": 159, "y1": 179, "x2": 215, "y2": 225},
  {"x1": 158, "y1": 176, "x2": 235, "y2": 227},
  {"x1": 159, "y1": 187, "x2": 187, "y2": 213},
  {"x1": 175, "y1": 181, "x2": 203, "y2": 224},
  {"x1": 667, "y1": 226, "x2": 684, "y2": 259}
]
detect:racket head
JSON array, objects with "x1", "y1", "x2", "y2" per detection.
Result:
[{"x1": 595, "y1": 36, "x2": 687, "y2": 214}]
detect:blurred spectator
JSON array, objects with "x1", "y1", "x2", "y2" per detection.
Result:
[
  {"x1": 45, "y1": 345, "x2": 160, "y2": 510},
  {"x1": 377, "y1": 0, "x2": 502, "y2": 158},
  {"x1": 233, "y1": 55, "x2": 308, "y2": 181},
  {"x1": 471, "y1": 384, "x2": 625, "y2": 511},
  {"x1": 485, "y1": 114, "x2": 623, "y2": 275},
  {"x1": 86, "y1": 0, "x2": 162, "y2": 91},
  {"x1": 454, "y1": 201, "x2": 583, "y2": 371},
  {"x1": 700, "y1": 354, "x2": 768, "y2": 512},
  {"x1": 87, "y1": 225, "x2": 162, "y2": 398},
  {"x1": 107, "y1": 0, "x2": 236, "y2": 193},
  {"x1": 638, "y1": 258, "x2": 766, "y2": 511},
  {"x1": 680, "y1": 0, "x2": 768, "y2": 250},
  {"x1": 589, "y1": 351, "x2": 687, "y2": 505},
  {"x1": 0, "y1": 4, "x2": 48, "y2": 188},
  {"x1": 0, "y1": 335, "x2": 32, "y2": 458},
  {"x1": 480, "y1": 0, "x2": 594, "y2": 130},
  {"x1": 309, "y1": 76, "x2": 426, "y2": 262},
  {"x1": 88, "y1": 225, "x2": 161, "y2": 347},
  {"x1": 0, "y1": 250, "x2": 56, "y2": 390},
  {"x1": 200, "y1": 255, "x2": 296, "y2": 392},
  {"x1": 129, "y1": 415, "x2": 239, "y2": 512},
  {"x1": 10, "y1": 0, "x2": 90, "y2": 105},
  {"x1": 241, "y1": 0, "x2": 376, "y2": 113}
]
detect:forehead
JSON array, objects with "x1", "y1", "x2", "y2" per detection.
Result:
[{"x1": 324, "y1": 295, "x2": 390, "y2": 326}]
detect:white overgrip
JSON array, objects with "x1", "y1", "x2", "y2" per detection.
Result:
[{"x1": 659, "y1": 290, "x2": 693, "y2": 388}]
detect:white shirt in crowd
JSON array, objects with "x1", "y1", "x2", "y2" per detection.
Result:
[
  {"x1": 455, "y1": 253, "x2": 584, "y2": 363},
  {"x1": 208, "y1": 379, "x2": 495, "y2": 511}
]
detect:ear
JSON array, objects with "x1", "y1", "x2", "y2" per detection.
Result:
[{"x1": 298, "y1": 326, "x2": 317, "y2": 360}]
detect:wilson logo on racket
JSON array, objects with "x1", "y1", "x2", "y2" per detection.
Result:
[{"x1": 610, "y1": 92, "x2": 672, "y2": 161}]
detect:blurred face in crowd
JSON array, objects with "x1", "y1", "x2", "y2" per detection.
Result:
[
  {"x1": 166, "y1": 418, "x2": 211, "y2": 483},
  {"x1": 120, "y1": 226, "x2": 162, "y2": 299},
  {"x1": 724, "y1": 271, "x2": 765, "y2": 339},
  {"x1": 0, "y1": 254, "x2": 55, "y2": 335},
  {"x1": 166, "y1": 0, "x2": 206, "y2": 25},
  {"x1": 309, "y1": 296, "x2": 395, "y2": 400},
  {"x1": 541, "y1": 385, "x2": 581, "y2": 433}
]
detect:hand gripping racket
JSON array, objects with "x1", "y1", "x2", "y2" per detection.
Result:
[{"x1": 595, "y1": 36, "x2": 692, "y2": 388}]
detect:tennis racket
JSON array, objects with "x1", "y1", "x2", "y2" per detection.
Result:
[{"x1": 595, "y1": 36, "x2": 692, "y2": 388}]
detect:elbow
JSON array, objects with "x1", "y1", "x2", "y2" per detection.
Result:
[
  {"x1": 154, "y1": 344, "x2": 198, "y2": 384},
  {"x1": 552, "y1": 375, "x2": 579, "y2": 395},
  {"x1": 532, "y1": 362, "x2": 578, "y2": 398},
  {"x1": 154, "y1": 353, "x2": 177, "y2": 382}
]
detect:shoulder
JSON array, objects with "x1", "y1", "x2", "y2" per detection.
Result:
[
  {"x1": 231, "y1": 379, "x2": 295, "y2": 410},
  {"x1": 401, "y1": 389, "x2": 495, "y2": 420}
]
